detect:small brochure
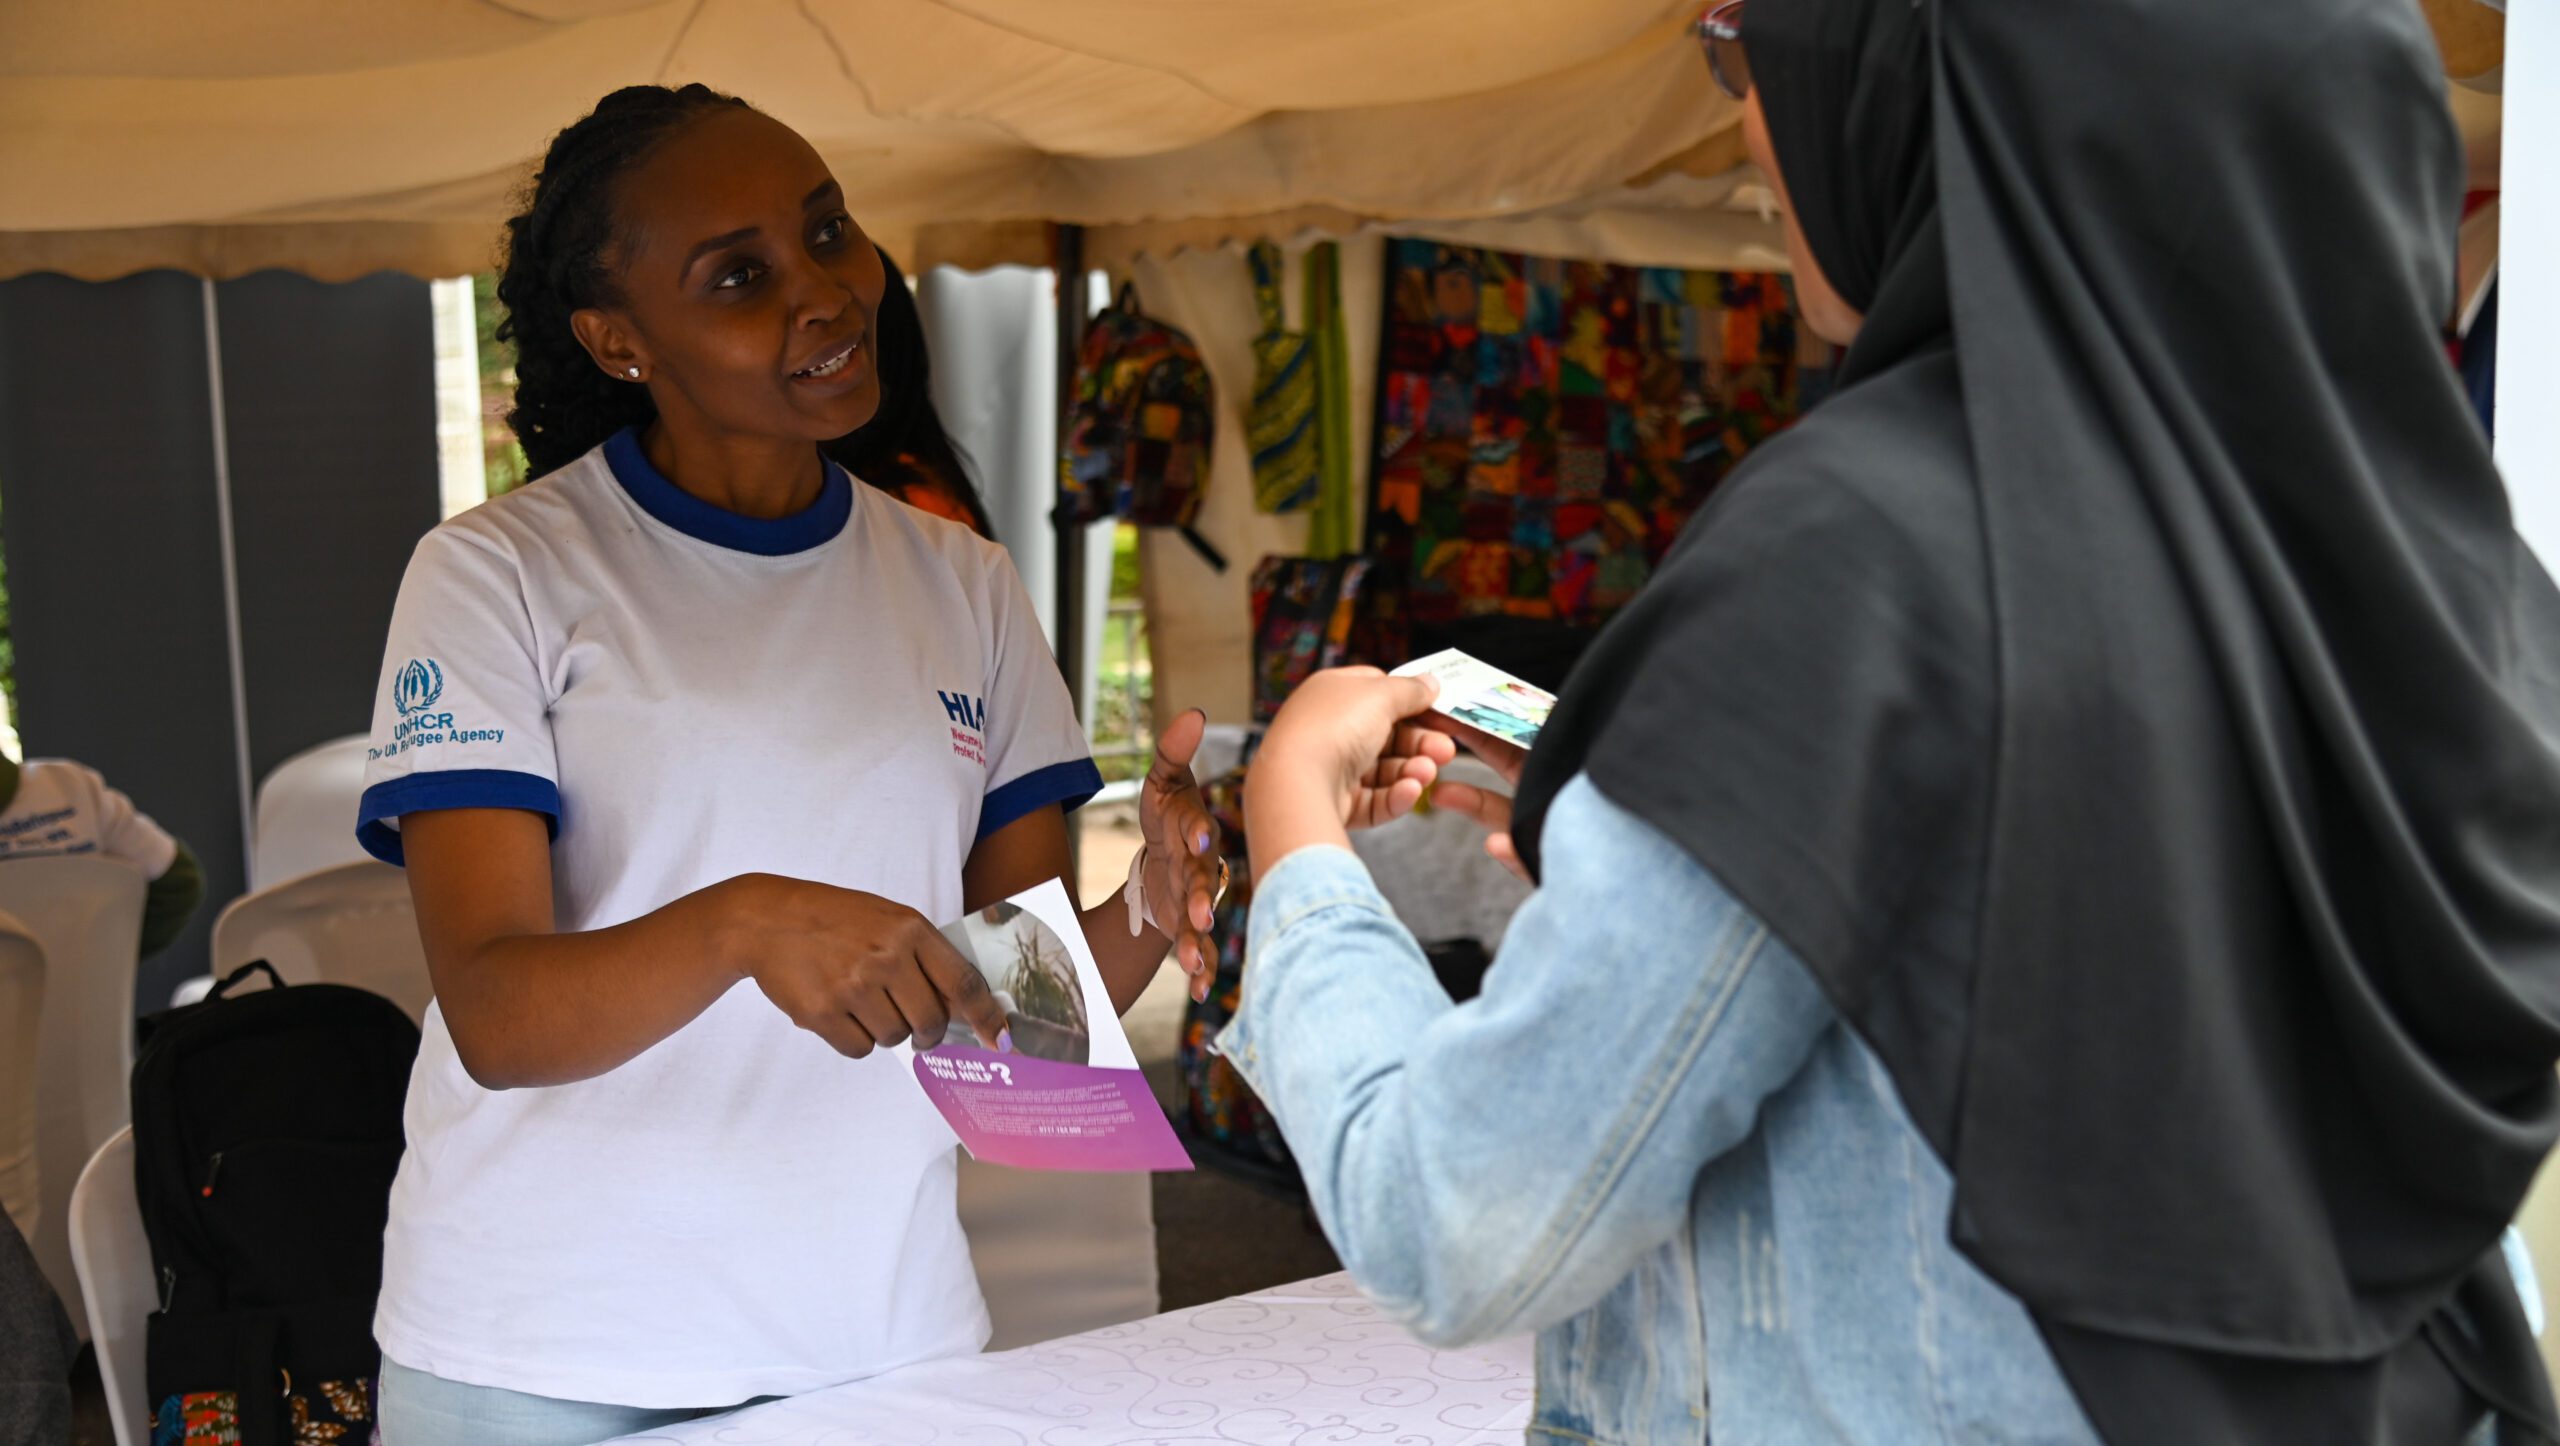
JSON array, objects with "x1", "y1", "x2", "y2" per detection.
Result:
[
  {"x1": 1391, "y1": 648, "x2": 1557, "y2": 749},
  {"x1": 908, "y1": 877, "x2": 1193, "y2": 1173}
]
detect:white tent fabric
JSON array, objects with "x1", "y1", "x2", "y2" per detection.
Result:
[
  {"x1": 1129, "y1": 235, "x2": 1383, "y2": 727},
  {"x1": 0, "y1": 3, "x2": 2502, "y2": 280},
  {"x1": 0, "y1": 0, "x2": 1763, "y2": 281}
]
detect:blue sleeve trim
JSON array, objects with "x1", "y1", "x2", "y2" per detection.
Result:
[
  {"x1": 355, "y1": 768, "x2": 562, "y2": 867},
  {"x1": 977, "y1": 758, "x2": 1105, "y2": 841}
]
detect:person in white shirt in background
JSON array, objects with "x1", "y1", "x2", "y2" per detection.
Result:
[{"x1": 0, "y1": 746, "x2": 205, "y2": 961}]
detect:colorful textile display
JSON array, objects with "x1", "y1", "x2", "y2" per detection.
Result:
[
  {"x1": 1370, "y1": 240, "x2": 1826, "y2": 628},
  {"x1": 1249, "y1": 555, "x2": 1375, "y2": 724}
]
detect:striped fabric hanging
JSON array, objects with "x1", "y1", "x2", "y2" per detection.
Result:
[
  {"x1": 1302, "y1": 241, "x2": 1360, "y2": 559},
  {"x1": 1245, "y1": 240, "x2": 1319, "y2": 512}
]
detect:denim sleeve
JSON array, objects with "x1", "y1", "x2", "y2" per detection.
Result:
[{"x1": 1220, "y1": 772, "x2": 1837, "y2": 1346}]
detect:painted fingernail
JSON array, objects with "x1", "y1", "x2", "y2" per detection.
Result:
[{"x1": 996, "y1": 1028, "x2": 1013, "y2": 1053}]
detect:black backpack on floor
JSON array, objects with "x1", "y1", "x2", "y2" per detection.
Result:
[{"x1": 131, "y1": 960, "x2": 419, "y2": 1443}]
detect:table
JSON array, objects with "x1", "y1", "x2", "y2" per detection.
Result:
[{"x1": 606, "y1": 1272, "x2": 1534, "y2": 1445}]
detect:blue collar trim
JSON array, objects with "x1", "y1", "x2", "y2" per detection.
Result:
[{"x1": 603, "y1": 427, "x2": 852, "y2": 556}]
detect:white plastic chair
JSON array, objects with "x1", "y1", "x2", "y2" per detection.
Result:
[
  {"x1": 249, "y1": 734, "x2": 373, "y2": 891},
  {"x1": 957, "y1": 1161, "x2": 1158, "y2": 1349},
  {"x1": 210, "y1": 859, "x2": 432, "y2": 1024},
  {"x1": 0, "y1": 855, "x2": 147, "y2": 1331},
  {"x1": 0, "y1": 911, "x2": 44, "y2": 1243},
  {"x1": 69, "y1": 1126, "x2": 152, "y2": 1446}
]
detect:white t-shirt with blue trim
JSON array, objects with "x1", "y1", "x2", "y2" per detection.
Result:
[{"x1": 356, "y1": 428, "x2": 1099, "y2": 1405}]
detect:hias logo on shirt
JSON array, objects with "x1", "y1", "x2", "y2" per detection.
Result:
[
  {"x1": 393, "y1": 658, "x2": 445, "y2": 716},
  {"x1": 940, "y1": 690, "x2": 987, "y2": 766},
  {"x1": 938, "y1": 690, "x2": 986, "y2": 732}
]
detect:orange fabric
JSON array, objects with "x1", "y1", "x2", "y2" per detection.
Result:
[{"x1": 896, "y1": 483, "x2": 979, "y2": 530}]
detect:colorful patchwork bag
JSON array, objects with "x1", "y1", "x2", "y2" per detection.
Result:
[
  {"x1": 133, "y1": 961, "x2": 417, "y2": 1445},
  {"x1": 1061, "y1": 281, "x2": 1226, "y2": 569},
  {"x1": 1249, "y1": 554, "x2": 1375, "y2": 723}
]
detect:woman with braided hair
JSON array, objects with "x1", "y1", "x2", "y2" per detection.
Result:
[{"x1": 356, "y1": 84, "x2": 1224, "y2": 1443}]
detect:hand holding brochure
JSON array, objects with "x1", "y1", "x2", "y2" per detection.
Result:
[
  {"x1": 908, "y1": 878, "x2": 1192, "y2": 1172},
  {"x1": 1391, "y1": 648, "x2": 1557, "y2": 749}
]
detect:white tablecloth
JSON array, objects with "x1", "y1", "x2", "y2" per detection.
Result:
[{"x1": 606, "y1": 1272, "x2": 1533, "y2": 1445}]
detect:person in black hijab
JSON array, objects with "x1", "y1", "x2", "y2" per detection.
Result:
[{"x1": 1227, "y1": 0, "x2": 2560, "y2": 1441}]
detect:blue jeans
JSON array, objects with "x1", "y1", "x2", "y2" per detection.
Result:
[{"x1": 377, "y1": 1358, "x2": 749, "y2": 1446}]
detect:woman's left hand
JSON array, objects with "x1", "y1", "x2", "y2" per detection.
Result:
[
  {"x1": 1139, "y1": 709, "x2": 1225, "y2": 1001},
  {"x1": 1244, "y1": 668, "x2": 1457, "y2": 886}
]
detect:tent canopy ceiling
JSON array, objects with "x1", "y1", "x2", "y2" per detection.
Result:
[
  {"x1": 0, "y1": 0, "x2": 1768, "y2": 280},
  {"x1": 0, "y1": 1, "x2": 2504, "y2": 282}
]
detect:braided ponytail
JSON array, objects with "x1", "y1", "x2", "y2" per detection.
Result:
[{"x1": 497, "y1": 84, "x2": 750, "y2": 477}]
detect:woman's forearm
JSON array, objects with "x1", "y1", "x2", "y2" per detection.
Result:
[
  {"x1": 1225, "y1": 778, "x2": 1839, "y2": 1346},
  {"x1": 432, "y1": 878, "x2": 746, "y2": 1090},
  {"x1": 963, "y1": 803, "x2": 1181, "y2": 1018},
  {"x1": 1244, "y1": 760, "x2": 1354, "y2": 888},
  {"x1": 1079, "y1": 896, "x2": 1172, "y2": 1016}
]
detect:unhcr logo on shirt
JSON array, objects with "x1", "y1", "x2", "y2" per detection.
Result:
[
  {"x1": 394, "y1": 658, "x2": 445, "y2": 716},
  {"x1": 369, "y1": 656, "x2": 504, "y2": 762},
  {"x1": 389, "y1": 658, "x2": 455, "y2": 749}
]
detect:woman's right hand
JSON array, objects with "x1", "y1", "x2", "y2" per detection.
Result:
[
  {"x1": 1422, "y1": 718, "x2": 1532, "y2": 882},
  {"x1": 718, "y1": 874, "x2": 1008, "y2": 1058}
]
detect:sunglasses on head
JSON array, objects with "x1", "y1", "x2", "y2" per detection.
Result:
[{"x1": 1694, "y1": 0, "x2": 1750, "y2": 100}]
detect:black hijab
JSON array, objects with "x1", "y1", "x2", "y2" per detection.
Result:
[{"x1": 1515, "y1": 0, "x2": 2560, "y2": 1439}]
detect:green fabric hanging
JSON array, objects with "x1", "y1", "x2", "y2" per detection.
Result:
[
  {"x1": 1302, "y1": 241, "x2": 1360, "y2": 559},
  {"x1": 1245, "y1": 240, "x2": 1319, "y2": 512}
]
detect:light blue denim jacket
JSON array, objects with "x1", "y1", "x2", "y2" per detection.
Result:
[{"x1": 1218, "y1": 774, "x2": 2102, "y2": 1445}]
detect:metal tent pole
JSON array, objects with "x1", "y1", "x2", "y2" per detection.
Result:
[
  {"x1": 1052, "y1": 225, "x2": 1090, "y2": 869},
  {"x1": 1053, "y1": 225, "x2": 1089, "y2": 718}
]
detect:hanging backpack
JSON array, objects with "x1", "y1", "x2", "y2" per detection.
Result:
[
  {"x1": 131, "y1": 960, "x2": 419, "y2": 1445},
  {"x1": 1061, "y1": 282, "x2": 1227, "y2": 570}
]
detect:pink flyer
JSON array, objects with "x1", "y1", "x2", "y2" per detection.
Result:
[{"x1": 909, "y1": 878, "x2": 1193, "y2": 1173}]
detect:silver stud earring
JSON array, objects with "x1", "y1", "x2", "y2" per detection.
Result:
[{"x1": 625, "y1": 366, "x2": 642, "y2": 379}]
